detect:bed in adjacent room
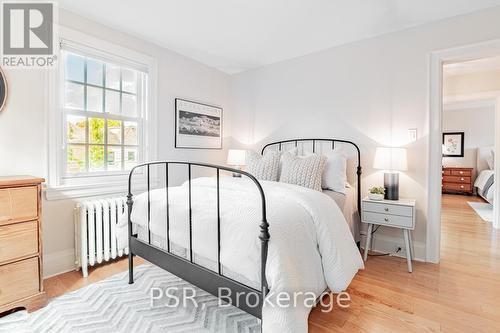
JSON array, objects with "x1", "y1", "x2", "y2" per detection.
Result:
[
  {"x1": 475, "y1": 146, "x2": 495, "y2": 204},
  {"x1": 117, "y1": 138, "x2": 364, "y2": 333}
]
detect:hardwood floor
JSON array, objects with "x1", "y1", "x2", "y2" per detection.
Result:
[
  {"x1": 43, "y1": 194, "x2": 500, "y2": 332},
  {"x1": 309, "y1": 194, "x2": 500, "y2": 333}
]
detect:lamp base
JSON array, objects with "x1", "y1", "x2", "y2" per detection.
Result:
[{"x1": 384, "y1": 172, "x2": 399, "y2": 200}]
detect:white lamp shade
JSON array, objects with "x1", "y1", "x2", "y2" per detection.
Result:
[
  {"x1": 227, "y1": 149, "x2": 247, "y2": 166},
  {"x1": 373, "y1": 147, "x2": 408, "y2": 171}
]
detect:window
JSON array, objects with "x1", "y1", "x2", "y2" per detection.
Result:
[{"x1": 61, "y1": 50, "x2": 147, "y2": 177}]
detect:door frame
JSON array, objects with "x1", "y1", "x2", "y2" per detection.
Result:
[{"x1": 427, "y1": 39, "x2": 500, "y2": 263}]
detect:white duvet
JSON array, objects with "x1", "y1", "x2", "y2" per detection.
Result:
[{"x1": 117, "y1": 177, "x2": 363, "y2": 332}]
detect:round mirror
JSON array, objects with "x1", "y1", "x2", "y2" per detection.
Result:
[{"x1": 0, "y1": 68, "x2": 7, "y2": 111}]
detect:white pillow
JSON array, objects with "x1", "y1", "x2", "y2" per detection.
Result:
[
  {"x1": 487, "y1": 148, "x2": 495, "y2": 170},
  {"x1": 278, "y1": 147, "x2": 298, "y2": 178},
  {"x1": 279, "y1": 152, "x2": 327, "y2": 191},
  {"x1": 322, "y1": 149, "x2": 348, "y2": 193},
  {"x1": 246, "y1": 150, "x2": 280, "y2": 181}
]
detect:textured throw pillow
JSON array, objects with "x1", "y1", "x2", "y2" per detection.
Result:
[
  {"x1": 322, "y1": 149, "x2": 348, "y2": 193},
  {"x1": 279, "y1": 152, "x2": 327, "y2": 191},
  {"x1": 246, "y1": 150, "x2": 281, "y2": 181}
]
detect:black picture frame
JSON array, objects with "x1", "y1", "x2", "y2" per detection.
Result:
[
  {"x1": 442, "y1": 132, "x2": 465, "y2": 157},
  {"x1": 174, "y1": 98, "x2": 223, "y2": 149}
]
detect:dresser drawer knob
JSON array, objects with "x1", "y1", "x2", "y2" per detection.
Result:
[
  {"x1": 459, "y1": 171, "x2": 463, "y2": 174},
  {"x1": 460, "y1": 185, "x2": 464, "y2": 189},
  {"x1": 384, "y1": 207, "x2": 389, "y2": 212},
  {"x1": 384, "y1": 218, "x2": 389, "y2": 222},
  {"x1": 461, "y1": 178, "x2": 464, "y2": 181}
]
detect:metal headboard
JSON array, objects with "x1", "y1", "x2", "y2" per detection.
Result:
[{"x1": 261, "y1": 138, "x2": 362, "y2": 215}]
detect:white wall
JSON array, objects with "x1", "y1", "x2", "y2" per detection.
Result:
[
  {"x1": 230, "y1": 6, "x2": 500, "y2": 260},
  {"x1": 442, "y1": 107, "x2": 495, "y2": 171},
  {"x1": 0, "y1": 9, "x2": 231, "y2": 277}
]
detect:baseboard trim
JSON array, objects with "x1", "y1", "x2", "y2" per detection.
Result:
[{"x1": 360, "y1": 232, "x2": 426, "y2": 262}]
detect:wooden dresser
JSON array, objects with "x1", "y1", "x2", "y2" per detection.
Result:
[
  {"x1": 0, "y1": 176, "x2": 46, "y2": 314},
  {"x1": 442, "y1": 167, "x2": 474, "y2": 195}
]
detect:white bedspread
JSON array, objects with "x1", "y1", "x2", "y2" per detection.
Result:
[{"x1": 117, "y1": 177, "x2": 363, "y2": 333}]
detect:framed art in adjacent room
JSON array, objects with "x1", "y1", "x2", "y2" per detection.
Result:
[
  {"x1": 442, "y1": 132, "x2": 464, "y2": 157},
  {"x1": 175, "y1": 98, "x2": 222, "y2": 149}
]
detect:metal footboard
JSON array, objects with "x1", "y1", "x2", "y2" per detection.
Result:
[{"x1": 127, "y1": 161, "x2": 269, "y2": 318}]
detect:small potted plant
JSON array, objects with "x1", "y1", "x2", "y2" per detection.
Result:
[{"x1": 368, "y1": 186, "x2": 385, "y2": 201}]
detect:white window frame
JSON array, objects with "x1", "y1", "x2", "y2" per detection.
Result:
[{"x1": 46, "y1": 27, "x2": 158, "y2": 200}]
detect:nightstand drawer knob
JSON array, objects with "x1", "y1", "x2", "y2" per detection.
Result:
[
  {"x1": 460, "y1": 171, "x2": 463, "y2": 174},
  {"x1": 461, "y1": 178, "x2": 464, "y2": 181},
  {"x1": 460, "y1": 185, "x2": 464, "y2": 189},
  {"x1": 384, "y1": 207, "x2": 389, "y2": 212},
  {"x1": 384, "y1": 217, "x2": 389, "y2": 222}
]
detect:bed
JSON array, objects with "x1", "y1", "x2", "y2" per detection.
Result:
[
  {"x1": 475, "y1": 146, "x2": 495, "y2": 204},
  {"x1": 323, "y1": 186, "x2": 360, "y2": 242},
  {"x1": 118, "y1": 138, "x2": 364, "y2": 332}
]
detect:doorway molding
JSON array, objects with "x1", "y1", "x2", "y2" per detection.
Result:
[{"x1": 428, "y1": 39, "x2": 500, "y2": 263}]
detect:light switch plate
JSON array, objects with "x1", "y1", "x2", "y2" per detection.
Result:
[{"x1": 408, "y1": 128, "x2": 417, "y2": 142}]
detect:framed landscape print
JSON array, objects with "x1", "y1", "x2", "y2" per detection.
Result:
[
  {"x1": 175, "y1": 98, "x2": 222, "y2": 149},
  {"x1": 442, "y1": 132, "x2": 464, "y2": 157}
]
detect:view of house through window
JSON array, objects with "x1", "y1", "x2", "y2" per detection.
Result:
[{"x1": 62, "y1": 50, "x2": 147, "y2": 176}]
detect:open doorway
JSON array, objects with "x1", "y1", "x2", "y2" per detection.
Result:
[{"x1": 440, "y1": 56, "x2": 500, "y2": 259}]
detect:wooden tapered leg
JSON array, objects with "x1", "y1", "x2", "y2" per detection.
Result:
[{"x1": 364, "y1": 223, "x2": 373, "y2": 261}]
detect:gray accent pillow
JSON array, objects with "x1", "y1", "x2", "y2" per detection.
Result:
[
  {"x1": 279, "y1": 152, "x2": 327, "y2": 191},
  {"x1": 246, "y1": 150, "x2": 280, "y2": 181}
]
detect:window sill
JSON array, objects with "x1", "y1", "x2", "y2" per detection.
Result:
[{"x1": 44, "y1": 182, "x2": 129, "y2": 201}]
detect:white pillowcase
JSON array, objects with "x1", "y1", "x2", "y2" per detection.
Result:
[
  {"x1": 322, "y1": 149, "x2": 348, "y2": 194},
  {"x1": 487, "y1": 148, "x2": 495, "y2": 170},
  {"x1": 279, "y1": 152, "x2": 327, "y2": 191},
  {"x1": 246, "y1": 150, "x2": 281, "y2": 181}
]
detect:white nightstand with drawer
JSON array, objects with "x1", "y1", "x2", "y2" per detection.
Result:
[{"x1": 361, "y1": 197, "x2": 416, "y2": 272}]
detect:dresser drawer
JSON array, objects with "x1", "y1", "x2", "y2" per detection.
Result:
[
  {"x1": 443, "y1": 182, "x2": 471, "y2": 192},
  {"x1": 362, "y1": 201, "x2": 413, "y2": 217},
  {"x1": 450, "y1": 169, "x2": 471, "y2": 177},
  {"x1": 0, "y1": 220, "x2": 38, "y2": 264},
  {"x1": 0, "y1": 257, "x2": 40, "y2": 306},
  {"x1": 442, "y1": 175, "x2": 471, "y2": 184},
  {"x1": 442, "y1": 169, "x2": 451, "y2": 176},
  {"x1": 363, "y1": 211, "x2": 414, "y2": 228},
  {"x1": 0, "y1": 186, "x2": 38, "y2": 225}
]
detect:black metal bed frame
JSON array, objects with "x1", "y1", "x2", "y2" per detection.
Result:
[{"x1": 127, "y1": 138, "x2": 361, "y2": 321}]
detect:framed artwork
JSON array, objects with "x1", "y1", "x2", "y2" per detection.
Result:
[
  {"x1": 442, "y1": 132, "x2": 464, "y2": 157},
  {"x1": 175, "y1": 98, "x2": 222, "y2": 149}
]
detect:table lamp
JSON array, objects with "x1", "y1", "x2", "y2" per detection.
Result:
[
  {"x1": 227, "y1": 149, "x2": 246, "y2": 177},
  {"x1": 373, "y1": 147, "x2": 408, "y2": 200}
]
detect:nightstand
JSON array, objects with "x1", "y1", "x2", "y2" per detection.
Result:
[{"x1": 361, "y1": 197, "x2": 416, "y2": 272}]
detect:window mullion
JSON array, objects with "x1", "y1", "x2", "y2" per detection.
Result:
[
  {"x1": 120, "y1": 67, "x2": 124, "y2": 171},
  {"x1": 84, "y1": 58, "x2": 89, "y2": 173},
  {"x1": 85, "y1": 116, "x2": 89, "y2": 173},
  {"x1": 121, "y1": 118, "x2": 125, "y2": 171},
  {"x1": 103, "y1": 62, "x2": 108, "y2": 172}
]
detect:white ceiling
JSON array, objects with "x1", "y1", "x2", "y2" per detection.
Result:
[
  {"x1": 444, "y1": 55, "x2": 500, "y2": 76},
  {"x1": 57, "y1": 0, "x2": 500, "y2": 74}
]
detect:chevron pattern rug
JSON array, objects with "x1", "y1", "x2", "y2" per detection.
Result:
[{"x1": 0, "y1": 264, "x2": 260, "y2": 333}]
